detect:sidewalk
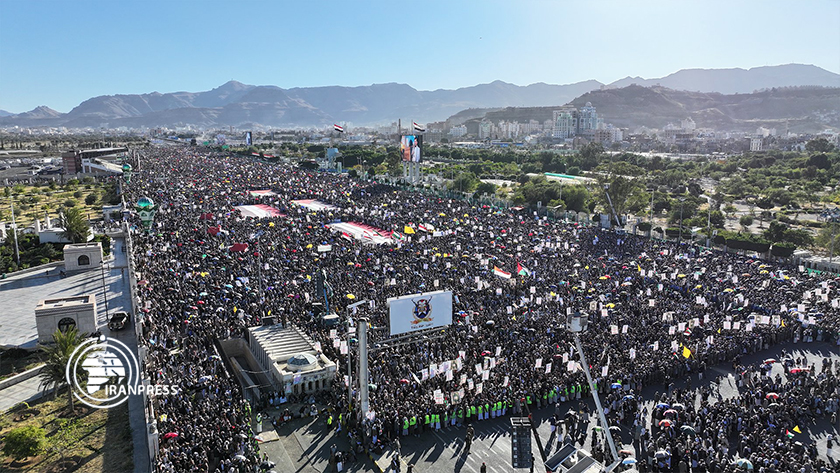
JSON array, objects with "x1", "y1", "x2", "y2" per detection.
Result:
[{"x1": 0, "y1": 376, "x2": 43, "y2": 412}]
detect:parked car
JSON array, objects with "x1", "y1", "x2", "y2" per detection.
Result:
[{"x1": 108, "y1": 311, "x2": 130, "y2": 331}]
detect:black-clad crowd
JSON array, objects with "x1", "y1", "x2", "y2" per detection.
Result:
[{"x1": 126, "y1": 148, "x2": 840, "y2": 472}]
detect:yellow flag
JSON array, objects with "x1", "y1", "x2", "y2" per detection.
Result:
[
  {"x1": 404, "y1": 225, "x2": 416, "y2": 234},
  {"x1": 268, "y1": 310, "x2": 271, "y2": 316},
  {"x1": 717, "y1": 328, "x2": 721, "y2": 334},
  {"x1": 781, "y1": 319, "x2": 786, "y2": 327},
  {"x1": 637, "y1": 264, "x2": 642, "y2": 273},
  {"x1": 682, "y1": 346, "x2": 692, "y2": 359},
  {"x1": 793, "y1": 425, "x2": 802, "y2": 433},
  {"x1": 233, "y1": 306, "x2": 237, "y2": 313},
  {"x1": 512, "y1": 315, "x2": 516, "y2": 321}
]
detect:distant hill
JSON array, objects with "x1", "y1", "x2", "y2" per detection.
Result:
[
  {"x1": 607, "y1": 64, "x2": 840, "y2": 95},
  {"x1": 0, "y1": 110, "x2": 13, "y2": 117},
  {"x1": 1, "y1": 64, "x2": 837, "y2": 129},
  {"x1": 454, "y1": 85, "x2": 840, "y2": 134}
]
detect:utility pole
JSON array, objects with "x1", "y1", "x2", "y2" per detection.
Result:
[{"x1": 567, "y1": 312, "x2": 620, "y2": 471}]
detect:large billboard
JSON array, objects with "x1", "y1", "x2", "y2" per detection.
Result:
[
  {"x1": 245, "y1": 131, "x2": 253, "y2": 146},
  {"x1": 387, "y1": 290, "x2": 452, "y2": 336},
  {"x1": 400, "y1": 135, "x2": 422, "y2": 163}
]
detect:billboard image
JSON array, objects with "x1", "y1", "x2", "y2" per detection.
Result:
[
  {"x1": 245, "y1": 131, "x2": 253, "y2": 146},
  {"x1": 387, "y1": 290, "x2": 452, "y2": 336},
  {"x1": 400, "y1": 135, "x2": 422, "y2": 163}
]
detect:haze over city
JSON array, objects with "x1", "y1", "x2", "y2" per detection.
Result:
[{"x1": 1, "y1": 0, "x2": 839, "y2": 113}]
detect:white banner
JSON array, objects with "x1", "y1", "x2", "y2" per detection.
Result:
[{"x1": 387, "y1": 290, "x2": 453, "y2": 336}]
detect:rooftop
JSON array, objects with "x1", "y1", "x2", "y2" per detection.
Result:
[{"x1": 249, "y1": 325, "x2": 319, "y2": 363}]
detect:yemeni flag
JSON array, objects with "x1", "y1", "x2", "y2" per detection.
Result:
[
  {"x1": 493, "y1": 266, "x2": 512, "y2": 279},
  {"x1": 334, "y1": 124, "x2": 345, "y2": 133},
  {"x1": 341, "y1": 231, "x2": 353, "y2": 241},
  {"x1": 413, "y1": 122, "x2": 426, "y2": 133},
  {"x1": 517, "y1": 262, "x2": 531, "y2": 277}
]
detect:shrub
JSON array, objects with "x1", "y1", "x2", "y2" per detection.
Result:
[
  {"x1": 85, "y1": 193, "x2": 98, "y2": 205},
  {"x1": 63, "y1": 199, "x2": 77, "y2": 208},
  {"x1": 2, "y1": 425, "x2": 46, "y2": 460}
]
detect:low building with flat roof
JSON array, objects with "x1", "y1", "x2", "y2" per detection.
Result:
[
  {"x1": 64, "y1": 242, "x2": 103, "y2": 271},
  {"x1": 35, "y1": 294, "x2": 97, "y2": 343},
  {"x1": 248, "y1": 325, "x2": 336, "y2": 396}
]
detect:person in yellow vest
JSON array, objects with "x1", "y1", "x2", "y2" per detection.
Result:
[
  {"x1": 484, "y1": 402, "x2": 490, "y2": 420},
  {"x1": 327, "y1": 414, "x2": 333, "y2": 430},
  {"x1": 470, "y1": 404, "x2": 477, "y2": 421},
  {"x1": 402, "y1": 417, "x2": 409, "y2": 436},
  {"x1": 458, "y1": 407, "x2": 464, "y2": 427},
  {"x1": 423, "y1": 413, "x2": 430, "y2": 434},
  {"x1": 435, "y1": 413, "x2": 441, "y2": 431},
  {"x1": 478, "y1": 403, "x2": 484, "y2": 421},
  {"x1": 410, "y1": 415, "x2": 418, "y2": 437},
  {"x1": 337, "y1": 413, "x2": 343, "y2": 434}
]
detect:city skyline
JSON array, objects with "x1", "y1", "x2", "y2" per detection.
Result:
[{"x1": 1, "y1": 0, "x2": 838, "y2": 113}]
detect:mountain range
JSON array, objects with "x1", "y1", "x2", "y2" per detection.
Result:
[
  {"x1": 1, "y1": 64, "x2": 838, "y2": 129},
  {"x1": 463, "y1": 85, "x2": 840, "y2": 134}
]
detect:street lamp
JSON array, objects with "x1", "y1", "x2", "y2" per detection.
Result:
[
  {"x1": 678, "y1": 197, "x2": 687, "y2": 244},
  {"x1": 647, "y1": 186, "x2": 655, "y2": 243}
]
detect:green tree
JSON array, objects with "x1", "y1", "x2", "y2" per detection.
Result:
[
  {"x1": 561, "y1": 185, "x2": 591, "y2": 213},
  {"x1": 2, "y1": 425, "x2": 46, "y2": 461},
  {"x1": 59, "y1": 207, "x2": 90, "y2": 243},
  {"x1": 739, "y1": 215, "x2": 754, "y2": 231},
  {"x1": 85, "y1": 193, "x2": 98, "y2": 205},
  {"x1": 473, "y1": 181, "x2": 497, "y2": 198},
  {"x1": 449, "y1": 172, "x2": 479, "y2": 193},
  {"x1": 805, "y1": 137, "x2": 836, "y2": 153},
  {"x1": 39, "y1": 327, "x2": 88, "y2": 412}
]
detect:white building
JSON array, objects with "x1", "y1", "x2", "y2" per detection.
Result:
[
  {"x1": 248, "y1": 325, "x2": 337, "y2": 395},
  {"x1": 449, "y1": 125, "x2": 467, "y2": 138},
  {"x1": 35, "y1": 295, "x2": 97, "y2": 344}
]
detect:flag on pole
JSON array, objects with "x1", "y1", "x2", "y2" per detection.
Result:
[
  {"x1": 517, "y1": 262, "x2": 531, "y2": 277},
  {"x1": 493, "y1": 266, "x2": 512, "y2": 279},
  {"x1": 392, "y1": 232, "x2": 406, "y2": 242},
  {"x1": 334, "y1": 124, "x2": 345, "y2": 133},
  {"x1": 793, "y1": 425, "x2": 802, "y2": 433},
  {"x1": 682, "y1": 345, "x2": 692, "y2": 359},
  {"x1": 786, "y1": 429, "x2": 795, "y2": 438},
  {"x1": 403, "y1": 225, "x2": 416, "y2": 235},
  {"x1": 413, "y1": 122, "x2": 425, "y2": 132}
]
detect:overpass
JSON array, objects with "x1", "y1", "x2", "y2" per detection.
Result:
[{"x1": 62, "y1": 147, "x2": 128, "y2": 174}]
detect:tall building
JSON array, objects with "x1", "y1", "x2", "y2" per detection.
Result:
[
  {"x1": 577, "y1": 102, "x2": 603, "y2": 137},
  {"x1": 552, "y1": 107, "x2": 578, "y2": 139}
]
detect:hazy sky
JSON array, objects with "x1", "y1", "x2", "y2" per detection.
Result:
[{"x1": 1, "y1": 0, "x2": 838, "y2": 113}]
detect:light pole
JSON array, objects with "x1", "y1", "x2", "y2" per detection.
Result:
[
  {"x1": 703, "y1": 195, "x2": 714, "y2": 248},
  {"x1": 648, "y1": 186, "x2": 655, "y2": 243},
  {"x1": 678, "y1": 197, "x2": 686, "y2": 244},
  {"x1": 345, "y1": 299, "x2": 368, "y2": 416},
  {"x1": 9, "y1": 196, "x2": 20, "y2": 267}
]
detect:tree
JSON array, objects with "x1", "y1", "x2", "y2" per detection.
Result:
[
  {"x1": 448, "y1": 172, "x2": 479, "y2": 193},
  {"x1": 2, "y1": 426, "x2": 46, "y2": 461},
  {"x1": 739, "y1": 215, "x2": 754, "y2": 231},
  {"x1": 85, "y1": 193, "x2": 98, "y2": 205},
  {"x1": 473, "y1": 181, "x2": 497, "y2": 198},
  {"x1": 561, "y1": 185, "x2": 590, "y2": 213},
  {"x1": 59, "y1": 207, "x2": 90, "y2": 243},
  {"x1": 39, "y1": 327, "x2": 88, "y2": 413},
  {"x1": 805, "y1": 137, "x2": 835, "y2": 153}
]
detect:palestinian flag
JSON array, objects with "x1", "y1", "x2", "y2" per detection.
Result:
[
  {"x1": 493, "y1": 266, "x2": 512, "y2": 279},
  {"x1": 392, "y1": 232, "x2": 406, "y2": 242},
  {"x1": 517, "y1": 262, "x2": 531, "y2": 277},
  {"x1": 334, "y1": 124, "x2": 345, "y2": 133},
  {"x1": 786, "y1": 429, "x2": 795, "y2": 438},
  {"x1": 413, "y1": 122, "x2": 426, "y2": 133},
  {"x1": 684, "y1": 327, "x2": 692, "y2": 336}
]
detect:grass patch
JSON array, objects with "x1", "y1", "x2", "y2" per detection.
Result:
[
  {"x1": 0, "y1": 349, "x2": 46, "y2": 382},
  {"x1": 0, "y1": 391, "x2": 133, "y2": 473}
]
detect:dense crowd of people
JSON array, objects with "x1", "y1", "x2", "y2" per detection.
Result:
[{"x1": 127, "y1": 147, "x2": 840, "y2": 472}]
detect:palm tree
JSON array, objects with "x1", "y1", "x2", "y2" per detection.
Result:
[
  {"x1": 59, "y1": 207, "x2": 90, "y2": 243},
  {"x1": 39, "y1": 327, "x2": 87, "y2": 413}
]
